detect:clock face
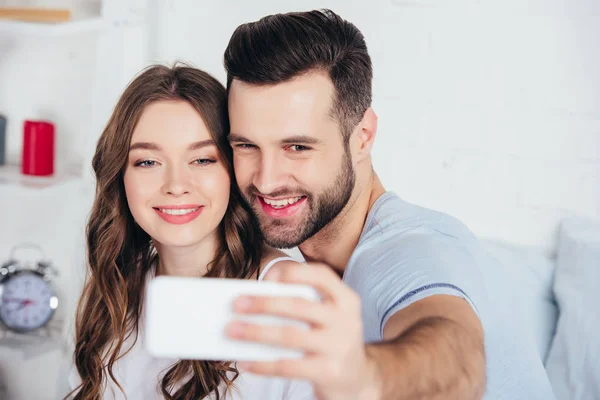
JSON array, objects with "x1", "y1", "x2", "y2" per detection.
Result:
[{"x1": 0, "y1": 272, "x2": 57, "y2": 332}]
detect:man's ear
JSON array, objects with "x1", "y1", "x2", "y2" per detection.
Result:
[{"x1": 352, "y1": 108, "x2": 378, "y2": 162}]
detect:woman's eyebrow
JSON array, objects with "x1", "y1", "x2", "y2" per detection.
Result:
[{"x1": 129, "y1": 140, "x2": 215, "y2": 151}]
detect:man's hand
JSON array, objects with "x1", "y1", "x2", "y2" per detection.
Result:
[{"x1": 226, "y1": 262, "x2": 381, "y2": 400}]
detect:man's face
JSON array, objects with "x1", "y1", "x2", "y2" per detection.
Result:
[{"x1": 228, "y1": 71, "x2": 355, "y2": 248}]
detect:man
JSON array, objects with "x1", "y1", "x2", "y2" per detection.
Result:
[{"x1": 224, "y1": 9, "x2": 555, "y2": 400}]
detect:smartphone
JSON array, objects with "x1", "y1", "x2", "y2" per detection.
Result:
[{"x1": 144, "y1": 276, "x2": 320, "y2": 361}]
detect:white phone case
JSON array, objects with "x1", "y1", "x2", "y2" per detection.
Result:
[{"x1": 144, "y1": 276, "x2": 320, "y2": 361}]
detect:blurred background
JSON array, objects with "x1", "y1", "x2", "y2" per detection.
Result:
[{"x1": 0, "y1": 0, "x2": 598, "y2": 399}]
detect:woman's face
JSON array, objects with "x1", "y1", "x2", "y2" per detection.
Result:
[{"x1": 124, "y1": 100, "x2": 230, "y2": 248}]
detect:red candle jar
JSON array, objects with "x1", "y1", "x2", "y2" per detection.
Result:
[{"x1": 22, "y1": 120, "x2": 55, "y2": 176}]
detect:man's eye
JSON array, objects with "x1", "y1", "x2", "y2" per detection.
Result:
[
  {"x1": 236, "y1": 144, "x2": 256, "y2": 149},
  {"x1": 289, "y1": 145, "x2": 310, "y2": 152}
]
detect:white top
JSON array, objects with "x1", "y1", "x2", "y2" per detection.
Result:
[
  {"x1": 68, "y1": 256, "x2": 313, "y2": 400},
  {"x1": 257, "y1": 256, "x2": 295, "y2": 280}
]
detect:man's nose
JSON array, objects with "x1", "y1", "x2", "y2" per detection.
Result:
[{"x1": 253, "y1": 152, "x2": 290, "y2": 195}]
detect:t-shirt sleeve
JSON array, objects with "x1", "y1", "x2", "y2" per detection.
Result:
[{"x1": 344, "y1": 228, "x2": 487, "y2": 342}]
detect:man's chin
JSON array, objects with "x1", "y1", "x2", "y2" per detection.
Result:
[
  {"x1": 261, "y1": 227, "x2": 304, "y2": 249},
  {"x1": 254, "y1": 209, "x2": 309, "y2": 248},
  {"x1": 264, "y1": 236, "x2": 301, "y2": 249}
]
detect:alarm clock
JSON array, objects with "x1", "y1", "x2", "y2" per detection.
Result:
[{"x1": 0, "y1": 244, "x2": 58, "y2": 333}]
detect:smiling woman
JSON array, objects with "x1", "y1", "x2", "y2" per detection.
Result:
[
  {"x1": 123, "y1": 100, "x2": 230, "y2": 253},
  {"x1": 65, "y1": 64, "x2": 313, "y2": 400}
]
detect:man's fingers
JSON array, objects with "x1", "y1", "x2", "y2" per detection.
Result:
[
  {"x1": 226, "y1": 321, "x2": 326, "y2": 353},
  {"x1": 237, "y1": 357, "x2": 322, "y2": 382},
  {"x1": 270, "y1": 262, "x2": 353, "y2": 303},
  {"x1": 233, "y1": 295, "x2": 331, "y2": 327}
]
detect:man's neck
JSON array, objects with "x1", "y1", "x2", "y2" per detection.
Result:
[{"x1": 299, "y1": 173, "x2": 385, "y2": 274}]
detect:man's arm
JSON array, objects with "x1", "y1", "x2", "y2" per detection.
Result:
[
  {"x1": 226, "y1": 263, "x2": 486, "y2": 400},
  {"x1": 365, "y1": 295, "x2": 486, "y2": 400}
]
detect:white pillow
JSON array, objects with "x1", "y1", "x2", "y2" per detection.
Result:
[
  {"x1": 545, "y1": 217, "x2": 600, "y2": 400},
  {"x1": 482, "y1": 240, "x2": 558, "y2": 362}
]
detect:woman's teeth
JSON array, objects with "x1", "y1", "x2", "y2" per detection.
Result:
[
  {"x1": 159, "y1": 207, "x2": 199, "y2": 215},
  {"x1": 263, "y1": 197, "x2": 303, "y2": 208}
]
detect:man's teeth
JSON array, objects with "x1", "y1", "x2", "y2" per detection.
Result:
[
  {"x1": 263, "y1": 197, "x2": 303, "y2": 208},
  {"x1": 159, "y1": 207, "x2": 199, "y2": 215}
]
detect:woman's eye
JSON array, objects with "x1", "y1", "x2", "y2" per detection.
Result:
[
  {"x1": 194, "y1": 158, "x2": 216, "y2": 166},
  {"x1": 134, "y1": 160, "x2": 157, "y2": 167}
]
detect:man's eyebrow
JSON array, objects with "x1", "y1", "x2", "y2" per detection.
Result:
[
  {"x1": 228, "y1": 134, "x2": 322, "y2": 145},
  {"x1": 279, "y1": 135, "x2": 321, "y2": 145},
  {"x1": 228, "y1": 133, "x2": 251, "y2": 143}
]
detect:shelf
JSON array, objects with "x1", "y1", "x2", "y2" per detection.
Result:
[
  {"x1": 0, "y1": 164, "x2": 83, "y2": 189},
  {"x1": 0, "y1": 318, "x2": 64, "y2": 360},
  {"x1": 0, "y1": 16, "x2": 106, "y2": 37}
]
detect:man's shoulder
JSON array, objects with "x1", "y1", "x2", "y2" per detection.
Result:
[
  {"x1": 345, "y1": 192, "x2": 491, "y2": 285},
  {"x1": 360, "y1": 192, "x2": 475, "y2": 246}
]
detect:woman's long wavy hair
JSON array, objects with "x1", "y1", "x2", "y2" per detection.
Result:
[{"x1": 69, "y1": 64, "x2": 263, "y2": 400}]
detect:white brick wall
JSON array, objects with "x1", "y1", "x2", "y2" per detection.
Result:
[
  {"x1": 369, "y1": 0, "x2": 600, "y2": 253},
  {"x1": 153, "y1": 0, "x2": 600, "y2": 254},
  {"x1": 1, "y1": 0, "x2": 598, "y2": 398}
]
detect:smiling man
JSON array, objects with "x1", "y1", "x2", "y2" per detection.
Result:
[{"x1": 223, "y1": 9, "x2": 555, "y2": 400}]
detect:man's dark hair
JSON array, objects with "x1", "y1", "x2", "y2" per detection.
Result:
[{"x1": 224, "y1": 9, "x2": 373, "y2": 141}]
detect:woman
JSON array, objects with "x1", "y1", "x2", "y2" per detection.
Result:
[{"x1": 67, "y1": 64, "x2": 312, "y2": 400}]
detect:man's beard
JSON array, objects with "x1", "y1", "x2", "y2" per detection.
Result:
[{"x1": 244, "y1": 150, "x2": 355, "y2": 249}]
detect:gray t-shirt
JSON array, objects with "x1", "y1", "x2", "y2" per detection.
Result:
[{"x1": 343, "y1": 192, "x2": 555, "y2": 399}]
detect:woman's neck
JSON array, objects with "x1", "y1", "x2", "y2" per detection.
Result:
[{"x1": 154, "y1": 235, "x2": 219, "y2": 277}]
